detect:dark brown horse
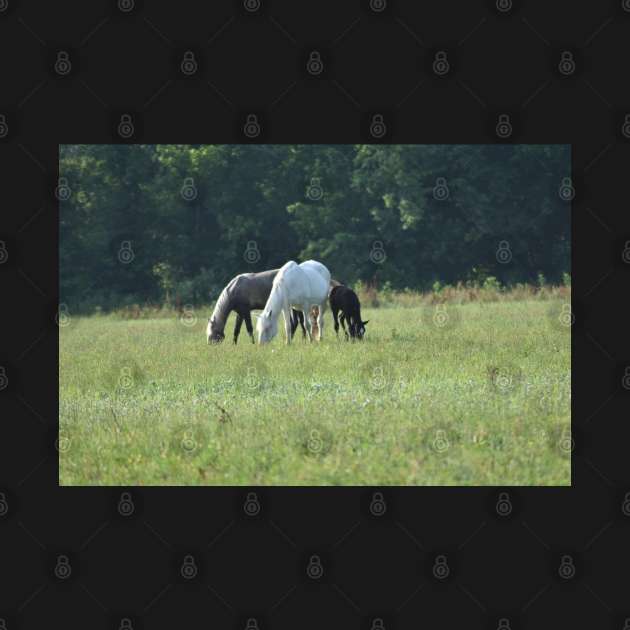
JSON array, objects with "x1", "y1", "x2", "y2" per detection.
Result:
[{"x1": 207, "y1": 269, "x2": 305, "y2": 344}]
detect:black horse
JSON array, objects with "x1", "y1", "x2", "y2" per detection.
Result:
[{"x1": 330, "y1": 285, "x2": 369, "y2": 340}]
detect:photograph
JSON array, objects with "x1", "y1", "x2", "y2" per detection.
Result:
[{"x1": 59, "y1": 144, "x2": 571, "y2": 486}]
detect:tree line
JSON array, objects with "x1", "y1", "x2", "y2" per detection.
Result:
[{"x1": 60, "y1": 144, "x2": 570, "y2": 310}]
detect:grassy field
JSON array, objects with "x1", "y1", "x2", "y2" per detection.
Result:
[{"x1": 59, "y1": 296, "x2": 571, "y2": 486}]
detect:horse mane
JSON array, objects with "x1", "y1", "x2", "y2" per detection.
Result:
[
  {"x1": 210, "y1": 276, "x2": 239, "y2": 329},
  {"x1": 263, "y1": 264, "x2": 292, "y2": 317}
]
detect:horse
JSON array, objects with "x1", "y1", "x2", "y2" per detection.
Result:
[
  {"x1": 256, "y1": 260, "x2": 331, "y2": 344},
  {"x1": 206, "y1": 269, "x2": 306, "y2": 344},
  {"x1": 330, "y1": 284, "x2": 369, "y2": 340},
  {"x1": 289, "y1": 279, "x2": 341, "y2": 339}
]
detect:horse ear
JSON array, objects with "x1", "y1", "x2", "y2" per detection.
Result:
[
  {"x1": 363, "y1": 320, "x2": 369, "y2": 325},
  {"x1": 269, "y1": 310, "x2": 272, "y2": 317}
]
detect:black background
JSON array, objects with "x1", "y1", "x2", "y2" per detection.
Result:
[{"x1": 1, "y1": 0, "x2": 629, "y2": 628}]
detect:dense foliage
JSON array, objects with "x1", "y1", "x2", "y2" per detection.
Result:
[{"x1": 60, "y1": 144, "x2": 570, "y2": 310}]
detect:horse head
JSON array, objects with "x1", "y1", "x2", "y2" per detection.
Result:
[
  {"x1": 256, "y1": 310, "x2": 277, "y2": 344},
  {"x1": 206, "y1": 317, "x2": 225, "y2": 344},
  {"x1": 351, "y1": 319, "x2": 369, "y2": 340}
]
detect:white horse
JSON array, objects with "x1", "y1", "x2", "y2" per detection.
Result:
[{"x1": 256, "y1": 260, "x2": 331, "y2": 344}]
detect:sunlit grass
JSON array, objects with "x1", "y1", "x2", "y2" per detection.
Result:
[{"x1": 60, "y1": 298, "x2": 571, "y2": 486}]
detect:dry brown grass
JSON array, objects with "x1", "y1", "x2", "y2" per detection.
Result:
[{"x1": 108, "y1": 281, "x2": 570, "y2": 320}]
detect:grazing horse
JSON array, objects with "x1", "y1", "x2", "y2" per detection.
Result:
[
  {"x1": 206, "y1": 269, "x2": 306, "y2": 344},
  {"x1": 256, "y1": 260, "x2": 331, "y2": 344},
  {"x1": 330, "y1": 284, "x2": 369, "y2": 340}
]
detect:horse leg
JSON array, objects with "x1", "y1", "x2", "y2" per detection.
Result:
[
  {"x1": 244, "y1": 311, "x2": 255, "y2": 343},
  {"x1": 290, "y1": 309, "x2": 298, "y2": 339},
  {"x1": 302, "y1": 311, "x2": 306, "y2": 339},
  {"x1": 316, "y1": 302, "x2": 325, "y2": 341},
  {"x1": 303, "y1": 305, "x2": 313, "y2": 341},
  {"x1": 332, "y1": 306, "x2": 340, "y2": 337},
  {"x1": 233, "y1": 313, "x2": 243, "y2": 344},
  {"x1": 282, "y1": 308, "x2": 292, "y2": 344},
  {"x1": 340, "y1": 312, "x2": 349, "y2": 340}
]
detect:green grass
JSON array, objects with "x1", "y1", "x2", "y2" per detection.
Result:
[{"x1": 59, "y1": 299, "x2": 571, "y2": 485}]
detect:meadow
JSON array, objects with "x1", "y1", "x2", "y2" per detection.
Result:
[{"x1": 59, "y1": 287, "x2": 571, "y2": 486}]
